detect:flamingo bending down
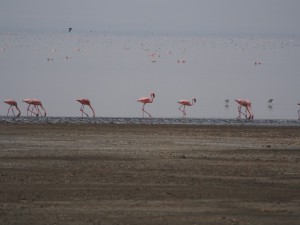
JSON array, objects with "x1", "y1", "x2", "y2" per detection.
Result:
[
  {"x1": 235, "y1": 99, "x2": 254, "y2": 119},
  {"x1": 23, "y1": 99, "x2": 47, "y2": 116},
  {"x1": 177, "y1": 98, "x2": 196, "y2": 117},
  {"x1": 137, "y1": 92, "x2": 155, "y2": 117},
  {"x1": 4, "y1": 99, "x2": 21, "y2": 117},
  {"x1": 76, "y1": 98, "x2": 95, "y2": 117}
]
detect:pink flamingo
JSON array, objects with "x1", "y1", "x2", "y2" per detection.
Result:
[
  {"x1": 23, "y1": 98, "x2": 47, "y2": 116},
  {"x1": 177, "y1": 98, "x2": 196, "y2": 117},
  {"x1": 235, "y1": 99, "x2": 254, "y2": 119},
  {"x1": 137, "y1": 92, "x2": 155, "y2": 117},
  {"x1": 76, "y1": 98, "x2": 95, "y2": 117},
  {"x1": 3, "y1": 99, "x2": 21, "y2": 117}
]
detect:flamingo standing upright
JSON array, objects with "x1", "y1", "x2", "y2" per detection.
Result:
[
  {"x1": 235, "y1": 99, "x2": 254, "y2": 119},
  {"x1": 3, "y1": 99, "x2": 21, "y2": 117},
  {"x1": 76, "y1": 98, "x2": 95, "y2": 117},
  {"x1": 23, "y1": 98, "x2": 47, "y2": 116},
  {"x1": 137, "y1": 92, "x2": 155, "y2": 117},
  {"x1": 177, "y1": 98, "x2": 196, "y2": 117}
]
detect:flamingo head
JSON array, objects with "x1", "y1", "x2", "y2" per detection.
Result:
[
  {"x1": 192, "y1": 98, "x2": 196, "y2": 103},
  {"x1": 151, "y1": 93, "x2": 155, "y2": 98}
]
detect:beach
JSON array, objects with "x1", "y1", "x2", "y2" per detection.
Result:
[{"x1": 0, "y1": 123, "x2": 299, "y2": 225}]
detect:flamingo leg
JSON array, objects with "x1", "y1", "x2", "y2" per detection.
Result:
[
  {"x1": 245, "y1": 106, "x2": 254, "y2": 119},
  {"x1": 30, "y1": 105, "x2": 39, "y2": 117},
  {"x1": 237, "y1": 106, "x2": 247, "y2": 118},
  {"x1": 12, "y1": 107, "x2": 15, "y2": 116},
  {"x1": 26, "y1": 104, "x2": 30, "y2": 116},
  {"x1": 246, "y1": 106, "x2": 254, "y2": 119},
  {"x1": 237, "y1": 106, "x2": 242, "y2": 118},
  {"x1": 90, "y1": 106, "x2": 95, "y2": 117},
  {"x1": 36, "y1": 106, "x2": 42, "y2": 117},
  {"x1": 80, "y1": 105, "x2": 89, "y2": 117},
  {"x1": 27, "y1": 105, "x2": 38, "y2": 116},
  {"x1": 15, "y1": 106, "x2": 21, "y2": 117},
  {"x1": 7, "y1": 106, "x2": 12, "y2": 116},
  {"x1": 142, "y1": 103, "x2": 151, "y2": 118},
  {"x1": 178, "y1": 105, "x2": 186, "y2": 117}
]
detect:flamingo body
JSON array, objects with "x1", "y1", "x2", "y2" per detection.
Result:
[
  {"x1": 177, "y1": 98, "x2": 196, "y2": 117},
  {"x1": 137, "y1": 93, "x2": 155, "y2": 117},
  {"x1": 77, "y1": 98, "x2": 95, "y2": 117},
  {"x1": 235, "y1": 99, "x2": 254, "y2": 119},
  {"x1": 4, "y1": 99, "x2": 21, "y2": 117}
]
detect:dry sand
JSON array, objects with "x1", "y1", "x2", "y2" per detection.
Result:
[{"x1": 0, "y1": 123, "x2": 299, "y2": 225}]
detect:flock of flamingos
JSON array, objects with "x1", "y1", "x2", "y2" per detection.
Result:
[{"x1": 2, "y1": 93, "x2": 300, "y2": 120}]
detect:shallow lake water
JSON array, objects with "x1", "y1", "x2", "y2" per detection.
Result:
[{"x1": 1, "y1": 32, "x2": 300, "y2": 119}]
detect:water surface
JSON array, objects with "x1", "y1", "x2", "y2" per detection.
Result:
[{"x1": 1, "y1": 32, "x2": 300, "y2": 119}]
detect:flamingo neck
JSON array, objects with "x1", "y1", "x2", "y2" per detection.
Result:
[{"x1": 89, "y1": 105, "x2": 95, "y2": 117}]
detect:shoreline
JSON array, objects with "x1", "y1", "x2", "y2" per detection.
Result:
[{"x1": 1, "y1": 116, "x2": 300, "y2": 127}]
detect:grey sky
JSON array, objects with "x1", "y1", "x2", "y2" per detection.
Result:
[{"x1": 1, "y1": 0, "x2": 300, "y2": 35}]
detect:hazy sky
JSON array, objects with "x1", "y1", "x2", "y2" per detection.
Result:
[{"x1": 1, "y1": 0, "x2": 300, "y2": 35}]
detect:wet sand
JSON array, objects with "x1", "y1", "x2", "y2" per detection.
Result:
[{"x1": 0, "y1": 123, "x2": 299, "y2": 225}]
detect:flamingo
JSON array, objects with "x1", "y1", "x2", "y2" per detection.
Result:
[
  {"x1": 235, "y1": 99, "x2": 254, "y2": 119},
  {"x1": 177, "y1": 98, "x2": 196, "y2": 117},
  {"x1": 137, "y1": 92, "x2": 155, "y2": 117},
  {"x1": 3, "y1": 99, "x2": 21, "y2": 117},
  {"x1": 76, "y1": 98, "x2": 95, "y2": 117},
  {"x1": 23, "y1": 98, "x2": 46, "y2": 116}
]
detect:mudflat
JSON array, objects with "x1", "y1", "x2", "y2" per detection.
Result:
[{"x1": 0, "y1": 123, "x2": 299, "y2": 225}]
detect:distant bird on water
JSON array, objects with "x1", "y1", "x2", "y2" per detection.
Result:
[
  {"x1": 267, "y1": 98, "x2": 273, "y2": 110},
  {"x1": 68, "y1": 28, "x2": 72, "y2": 32},
  {"x1": 76, "y1": 98, "x2": 95, "y2": 117},
  {"x1": 235, "y1": 99, "x2": 254, "y2": 119},
  {"x1": 137, "y1": 92, "x2": 155, "y2": 118},
  {"x1": 3, "y1": 99, "x2": 21, "y2": 117},
  {"x1": 298, "y1": 103, "x2": 300, "y2": 120},
  {"x1": 177, "y1": 98, "x2": 196, "y2": 117}
]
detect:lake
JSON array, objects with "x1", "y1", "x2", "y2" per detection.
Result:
[{"x1": 1, "y1": 32, "x2": 300, "y2": 119}]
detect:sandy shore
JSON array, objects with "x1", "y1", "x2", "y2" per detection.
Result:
[{"x1": 0, "y1": 123, "x2": 299, "y2": 225}]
